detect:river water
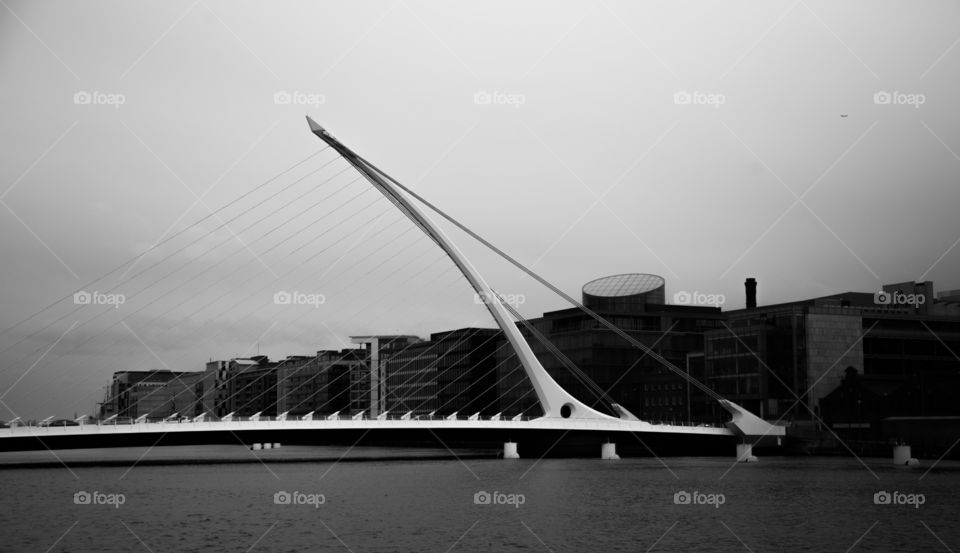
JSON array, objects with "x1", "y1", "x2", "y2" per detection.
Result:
[{"x1": 0, "y1": 446, "x2": 957, "y2": 552}]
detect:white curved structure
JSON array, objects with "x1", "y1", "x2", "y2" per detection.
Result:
[
  {"x1": 305, "y1": 118, "x2": 785, "y2": 441},
  {"x1": 308, "y1": 117, "x2": 611, "y2": 422}
]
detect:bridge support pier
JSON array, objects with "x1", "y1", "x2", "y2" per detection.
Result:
[
  {"x1": 601, "y1": 442, "x2": 619, "y2": 460},
  {"x1": 893, "y1": 444, "x2": 918, "y2": 466},
  {"x1": 503, "y1": 442, "x2": 519, "y2": 459},
  {"x1": 736, "y1": 442, "x2": 758, "y2": 463}
]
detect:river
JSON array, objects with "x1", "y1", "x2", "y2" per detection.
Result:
[{"x1": 0, "y1": 446, "x2": 956, "y2": 552}]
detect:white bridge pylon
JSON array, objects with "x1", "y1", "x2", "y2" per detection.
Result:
[
  {"x1": 307, "y1": 117, "x2": 609, "y2": 421},
  {"x1": 306, "y1": 117, "x2": 783, "y2": 440}
]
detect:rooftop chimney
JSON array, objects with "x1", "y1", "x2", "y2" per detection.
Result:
[{"x1": 745, "y1": 278, "x2": 757, "y2": 309}]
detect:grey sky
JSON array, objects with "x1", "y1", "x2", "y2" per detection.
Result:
[{"x1": 1, "y1": 0, "x2": 958, "y2": 419}]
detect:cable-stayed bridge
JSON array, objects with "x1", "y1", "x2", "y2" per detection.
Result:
[{"x1": 0, "y1": 118, "x2": 784, "y2": 459}]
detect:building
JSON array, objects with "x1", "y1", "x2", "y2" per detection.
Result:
[
  {"x1": 703, "y1": 279, "x2": 960, "y2": 437},
  {"x1": 160, "y1": 372, "x2": 205, "y2": 418},
  {"x1": 349, "y1": 335, "x2": 419, "y2": 416},
  {"x1": 226, "y1": 356, "x2": 278, "y2": 417},
  {"x1": 383, "y1": 339, "x2": 438, "y2": 417},
  {"x1": 381, "y1": 328, "x2": 502, "y2": 418},
  {"x1": 702, "y1": 297, "x2": 861, "y2": 422},
  {"x1": 496, "y1": 274, "x2": 725, "y2": 422},
  {"x1": 199, "y1": 360, "x2": 230, "y2": 418},
  {"x1": 272, "y1": 356, "x2": 314, "y2": 415},
  {"x1": 435, "y1": 328, "x2": 502, "y2": 418},
  {"x1": 99, "y1": 370, "x2": 192, "y2": 420},
  {"x1": 276, "y1": 349, "x2": 362, "y2": 417}
]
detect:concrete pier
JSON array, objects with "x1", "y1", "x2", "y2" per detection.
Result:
[
  {"x1": 601, "y1": 442, "x2": 619, "y2": 460},
  {"x1": 736, "y1": 442, "x2": 758, "y2": 463},
  {"x1": 893, "y1": 444, "x2": 919, "y2": 466}
]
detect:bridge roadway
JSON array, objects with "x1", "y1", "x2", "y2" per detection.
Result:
[{"x1": 0, "y1": 416, "x2": 745, "y2": 457}]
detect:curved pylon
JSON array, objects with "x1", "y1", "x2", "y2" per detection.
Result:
[{"x1": 307, "y1": 117, "x2": 615, "y2": 421}]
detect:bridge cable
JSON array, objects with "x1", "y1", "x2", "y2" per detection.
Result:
[
  {"x1": 350, "y1": 153, "x2": 724, "y2": 403},
  {"x1": 0, "y1": 148, "x2": 331, "y2": 341},
  {"x1": 37, "y1": 204, "x2": 403, "y2": 408},
  {"x1": 0, "y1": 161, "x2": 363, "y2": 373},
  {"x1": 0, "y1": 153, "x2": 346, "y2": 360}
]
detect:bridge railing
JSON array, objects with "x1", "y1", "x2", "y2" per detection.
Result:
[
  {"x1": 2, "y1": 415, "x2": 730, "y2": 435},
  {"x1": 647, "y1": 420, "x2": 725, "y2": 429},
  {"x1": 2, "y1": 413, "x2": 540, "y2": 428},
  {"x1": 3, "y1": 416, "x2": 723, "y2": 428},
  {"x1": 0, "y1": 416, "x2": 737, "y2": 440}
]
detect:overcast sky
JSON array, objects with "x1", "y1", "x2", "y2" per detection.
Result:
[{"x1": 1, "y1": 1, "x2": 958, "y2": 419}]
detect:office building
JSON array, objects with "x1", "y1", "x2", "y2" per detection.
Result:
[
  {"x1": 496, "y1": 274, "x2": 725, "y2": 421},
  {"x1": 703, "y1": 279, "x2": 960, "y2": 438},
  {"x1": 349, "y1": 335, "x2": 419, "y2": 416},
  {"x1": 226, "y1": 356, "x2": 278, "y2": 417},
  {"x1": 276, "y1": 349, "x2": 362, "y2": 417},
  {"x1": 382, "y1": 328, "x2": 502, "y2": 418},
  {"x1": 99, "y1": 370, "x2": 192, "y2": 419}
]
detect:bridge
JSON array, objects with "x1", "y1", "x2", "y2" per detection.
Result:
[
  {"x1": 0, "y1": 118, "x2": 784, "y2": 460},
  {"x1": 0, "y1": 413, "x2": 740, "y2": 458}
]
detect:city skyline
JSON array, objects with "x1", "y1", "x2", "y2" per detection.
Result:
[
  {"x1": 24, "y1": 274, "x2": 960, "y2": 421},
  {"x1": 2, "y1": 4, "x2": 960, "y2": 552}
]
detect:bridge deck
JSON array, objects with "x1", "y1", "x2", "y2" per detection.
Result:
[{"x1": 0, "y1": 418, "x2": 735, "y2": 439}]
